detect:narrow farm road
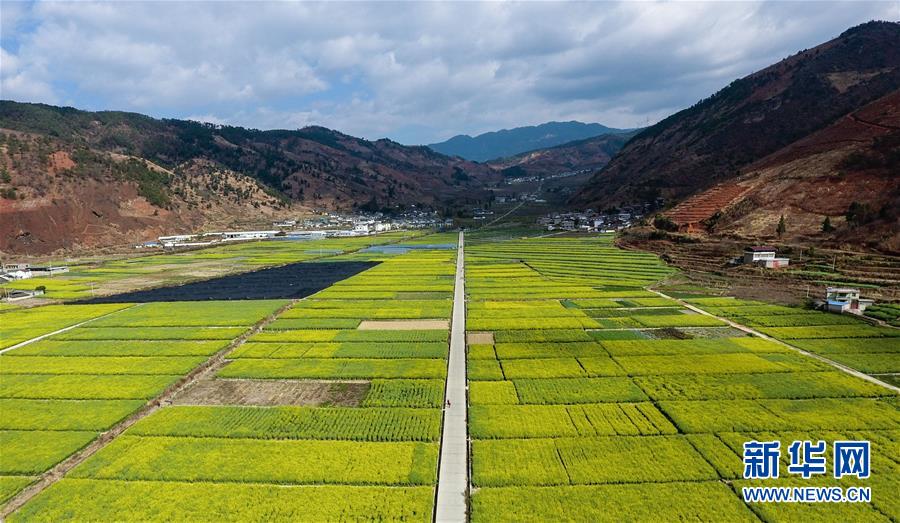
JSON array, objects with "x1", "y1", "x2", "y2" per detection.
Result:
[
  {"x1": 0, "y1": 303, "x2": 143, "y2": 355},
  {"x1": 435, "y1": 230, "x2": 469, "y2": 522},
  {"x1": 651, "y1": 289, "x2": 900, "y2": 394}
]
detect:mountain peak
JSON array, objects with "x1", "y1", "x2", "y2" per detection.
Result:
[{"x1": 428, "y1": 120, "x2": 631, "y2": 162}]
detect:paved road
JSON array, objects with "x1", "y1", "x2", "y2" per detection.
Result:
[{"x1": 435, "y1": 231, "x2": 468, "y2": 522}]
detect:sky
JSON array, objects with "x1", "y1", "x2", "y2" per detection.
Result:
[{"x1": 1, "y1": 1, "x2": 897, "y2": 144}]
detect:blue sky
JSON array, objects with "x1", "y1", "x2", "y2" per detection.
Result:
[{"x1": 1, "y1": 1, "x2": 896, "y2": 144}]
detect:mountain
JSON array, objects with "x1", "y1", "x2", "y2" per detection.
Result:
[
  {"x1": 428, "y1": 121, "x2": 631, "y2": 162},
  {"x1": 0, "y1": 101, "x2": 500, "y2": 254},
  {"x1": 487, "y1": 131, "x2": 638, "y2": 178},
  {"x1": 572, "y1": 21, "x2": 900, "y2": 215},
  {"x1": 674, "y1": 90, "x2": 900, "y2": 252}
]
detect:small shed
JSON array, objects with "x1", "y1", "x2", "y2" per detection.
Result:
[{"x1": 2, "y1": 289, "x2": 45, "y2": 302}]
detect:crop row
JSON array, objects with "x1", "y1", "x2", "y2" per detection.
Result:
[
  {"x1": 472, "y1": 481, "x2": 759, "y2": 522},
  {"x1": 8, "y1": 480, "x2": 435, "y2": 522},
  {"x1": 473, "y1": 435, "x2": 717, "y2": 486},
  {"x1": 1, "y1": 356, "x2": 207, "y2": 375},
  {"x1": 219, "y1": 358, "x2": 447, "y2": 379},
  {"x1": 5, "y1": 340, "x2": 229, "y2": 358},
  {"x1": 84, "y1": 301, "x2": 286, "y2": 327},
  {"x1": 250, "y1": 329, "x2": 448, "y2": 343},
  {"x1": 127, "y1": 405, "x2": 441, "y2": 441},
  {"x1": 230, "y1": 341, "x2": 448, "y2": 359},
  {"x1": 68, "y1": 435, "x2": 438, "y2": 485},
  {"x1": 470, "y1": 402, "x2": 677, "y2": 439},
  {"x1": 0, "y1": 304, "x2": 131, "y2": 349}
]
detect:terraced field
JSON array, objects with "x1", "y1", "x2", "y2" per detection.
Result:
[{"x1": 465, "y1": 234, "x2": 899, "y2": 522}]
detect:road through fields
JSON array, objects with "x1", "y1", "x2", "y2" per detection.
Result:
[{"x1": 435, "y1": 231, "x2": 468, "y2": 522}]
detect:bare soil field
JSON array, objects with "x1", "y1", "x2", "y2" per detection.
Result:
[
  {"x1": 172, "y1": 378, "x2": 370, "y2": 407},
  {"x1": 467, "y1": 332, "x2": 494, "y2": 344}
]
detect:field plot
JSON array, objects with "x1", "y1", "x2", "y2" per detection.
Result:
[
  {"x1": 465, "y1": 233, "x2": 899, "y2": 522},
  {"x1": 6, "y1": 230, "x2": 899, "y2": 521},
  {"x1": 685, "y1": 297, "x2": 900, "y2": 381},
  {"x1": 7, "y1": 237, "x2": 456, "y2": 520},
  {"x1": 0, "y1": 298, "x2": 286, "y2": 508},
  {"x1": 0, "y1": 303, "x2": 131, "y2": 349},
  {"x1": 0, "y1": 232, "x2": 414, "y2": 301},
  {"x1": 80, "y1": 261, "x2": 378, "y2": 303},
  {"x1": 8, "y1": 480, "x2": 434, "y2": 522}
]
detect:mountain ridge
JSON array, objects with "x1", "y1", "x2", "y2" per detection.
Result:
[
  {"x1": 487, "y1": 131, "x2": 639, "y2": 178},
  {"x1": 571, "y1": 20, "x2": 900, "y2": 210},
  {"x1": 428, "y1": 120, "x2": 631, "y2": 162},
  {"x1": 0, "y1": 101, "x2": 500, "y2": 254}
]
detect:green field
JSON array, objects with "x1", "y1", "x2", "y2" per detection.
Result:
[
  {"x1": 464, "y1": 233, "x2": 899, "y2": 522},
  {"x1": 1, "y1": 234, "x2": 457, "y2": 519},
  {"x1": 3, "y1": 231, "x2": 898, "y2": 521}
]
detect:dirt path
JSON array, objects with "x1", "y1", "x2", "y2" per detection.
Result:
[
  {"x1": 650, "y1": 289, "x2": 900, "y2": 394},
  {"x1": 0, "y1": 300, "x2": 297, "y2": 518},
  {"x1": 482, "y1": 199, "x2": 526, "y2": 228},
  {"x1": 848, "y1": 113, "x2": 900, "y2": 132},
  {"x1": 0, "y1": 304, "x2": 143, "y2": 355}
]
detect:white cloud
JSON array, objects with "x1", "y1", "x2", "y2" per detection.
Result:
[
  {"x1": 2, "y1": 1, "x2": 895, "y2": 143},
  {"x1": 0, "y1": 46, "x2": 57, "y2": 103}
]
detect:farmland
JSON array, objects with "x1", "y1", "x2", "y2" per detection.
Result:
[
  {"x1": 1, "y1": 230, "x2": 898, "y2": 521},
  {"x1": 1, "y1": 233, "x2": 456, "y2": 520},
  {"x1": 0, "y1": 231, "x2": 419, "y2": 302},
  {"x1": 464, "y1": 233, "x2": 899, "y2": 522},
  {"x1": 687, "y1": 297, "x2": 900, "y2": 383}
]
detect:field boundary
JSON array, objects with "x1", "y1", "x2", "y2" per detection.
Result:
[
  {"x1": 0, "y1": 304, "x2": 143, "y2": 355},
  {"x1": 0, "y1": 299, "x2": 298, "y2": 518},
  {"x1": 650, "y1": 289, "x2": 900, "y2": 394}
]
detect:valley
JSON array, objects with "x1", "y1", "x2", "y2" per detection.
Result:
[{"x1": 1, "y1": 9, "x2": 899, "y2": 523}]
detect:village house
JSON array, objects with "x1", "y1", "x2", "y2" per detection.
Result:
[
  {"x1": 743, "y1": 246, "x2": 790, "y2": 268},
  {"x1": 221, "y1": 231, "x2": 278, "y2": 241},
  {"x1": 825, "y1": 287, "x2": 874, "y2": 314},
  {"x1": 0, "y1": 267, "x2": 33, "y2": 282}
]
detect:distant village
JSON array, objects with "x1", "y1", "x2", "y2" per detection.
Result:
[
  {"x1": 504, "y1": 169, "x2": 593, "y2": 185},
  {"x1": 135, "y1": 209, "x2": 452, "y2": 250},
  {"x1": 537, "y1": 207, "x2": 650, "y2": 232}
]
